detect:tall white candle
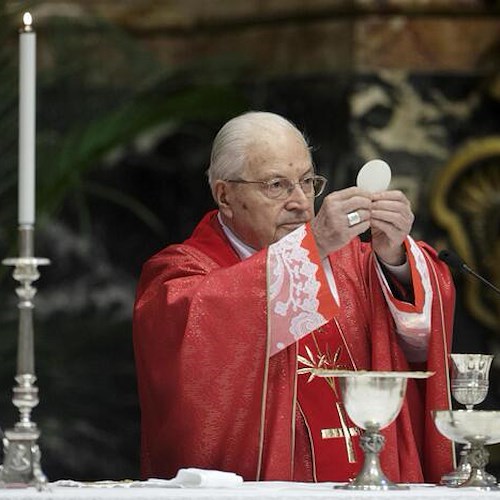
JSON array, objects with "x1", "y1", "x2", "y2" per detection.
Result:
[{"x1": 18, "y1": 12, "x2": 36, "y2": 226}]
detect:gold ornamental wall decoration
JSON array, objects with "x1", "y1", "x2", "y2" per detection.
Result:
[{"x1": 431, "y1": 136, "x2": 500, "y2": 332}]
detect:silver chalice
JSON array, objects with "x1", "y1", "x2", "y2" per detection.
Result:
[
  {"x1": 311, "y1": 369, "x2": 433, "y2": 490},
  {"x1": 433, "y1": 410, "x2": 500, "y2": 490},
  {"x1": 450, "y1": 353, "x2": 493, "y2": 411},
  {"x1": 440, "y1": 353, "x2": 495, "y2": 487}
]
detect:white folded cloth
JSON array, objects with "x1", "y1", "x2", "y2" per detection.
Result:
[
  {"x1": 54, "y1": 468, "x2": 243, "y2": 489},
  {"x1": 136, "y1": 468, "x2": 243, "y2": 488},
  {"x1": 169, "y1": 468, "x2": 243, "y2": 488}
]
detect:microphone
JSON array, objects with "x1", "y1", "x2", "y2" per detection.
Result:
[{"x1": 438, "y1": 249, "x2": 500, "y2": 296}]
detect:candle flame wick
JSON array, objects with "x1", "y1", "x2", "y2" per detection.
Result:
[{"x1": 23, "y1": 12, "x2": 33, "y2": 27}]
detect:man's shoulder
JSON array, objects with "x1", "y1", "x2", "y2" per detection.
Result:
[
  {"x1": 142, "y1": 209, "x2": 231, "y2": 269},
  {"x1": 134, "y1": 241, "x2": 222, "y2": 304},
  {"x1": 143, "y1": 241, "x2": 220, "y2": 275}
]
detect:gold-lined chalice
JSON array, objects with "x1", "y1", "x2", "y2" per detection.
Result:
[{"x1": 311, "y1": 369, "x2": 433, "y2": 490}]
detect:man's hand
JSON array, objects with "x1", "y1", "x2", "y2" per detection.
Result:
[
  {"x1": 311, "y1": 187, "x2": 371, "y2": 259},
  {"x1": 311, "y1": 187, "x2": 414, "y2": 263},
  {"x1": 370, "y1": 190, "x2": 414, "y2": 265}
]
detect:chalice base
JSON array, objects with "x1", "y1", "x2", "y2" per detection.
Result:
[
  {"x1": 440, "y1": 444, "x2": 471, "y2": 486},
  {"x1": 336, "y1": 430, "x2": 409, "y2": 491},
  {"x1": 440, "y1": 446, "x2": 498, "y2": 487},
  {"x1": 454, "y1": 438, "x2": 498, "y2": 489},
  {"x1": 440, "y1": 467, "x2": 471, "y2": 487},
  {"x1": 457, "y1": 443, "x2": 499, "y2": 492},
  {"x1": 459, "y1": 468, "x2": 500, "y2": 490},
  {"x1": 339, "y1": 475, "x2": 408, "y2": 491}
]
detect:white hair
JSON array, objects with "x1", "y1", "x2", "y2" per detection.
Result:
[{"x1": 207, "y1": 111, "x2": 309, "y2": 199}]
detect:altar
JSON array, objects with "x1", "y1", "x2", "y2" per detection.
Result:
[{"x1": 1, "y1": 482, "x2": 500, "y2": 500}]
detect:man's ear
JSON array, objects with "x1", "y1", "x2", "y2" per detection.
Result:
[{"x1": 214, "y1": 180, "x2": 233, "y2": 219}]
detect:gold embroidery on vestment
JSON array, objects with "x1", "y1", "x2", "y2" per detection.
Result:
[
  {"x1": 321, "y1": 426, "x2": 359, "y2": 439},
  {"x1": 297, "y1": 336, "x2": 358, "y2": 463}
]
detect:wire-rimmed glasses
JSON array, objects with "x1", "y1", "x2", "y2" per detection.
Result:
[{"x1": 226, "y1": 174, "x2": 327, "y2": 200}]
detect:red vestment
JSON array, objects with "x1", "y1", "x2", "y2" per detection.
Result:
[{"x1": 133, "y1": 210, "x2": 455, "y2": 483}]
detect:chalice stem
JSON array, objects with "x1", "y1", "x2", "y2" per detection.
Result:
[
  {"x1": 345, "y1": 427, "x2": 402, "y2": 489},
  {"x1": 356, "y1": 448, "x2": 386, "y2": 485},
  {"x1": 460, "y1": 440, "x2": 490, "y2": 488}
]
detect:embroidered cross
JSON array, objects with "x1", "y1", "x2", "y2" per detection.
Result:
[
  {"x1": 321, "y1": 403, "x2": 358, "y2": 463},
  {"x1": 298, "y1": 345, "x2": 358, "y2": 464}
]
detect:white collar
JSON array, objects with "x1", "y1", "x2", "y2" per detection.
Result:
[{"x1": 217, "y1": 212, "x2": 256, "y2": 260}]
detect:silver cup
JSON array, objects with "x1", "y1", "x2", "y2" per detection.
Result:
[
  {"x1": 311, "y1": 370, "x2": 433, "y2": 490},
  {"x1": 440, "y1": 353, "x2": 495, "y2": 487},
  {"x1": 434, "y1": 410, "x2": 500, "y2": 490},
  {"x1": 450, "y1": 354, "x2": 493, "y2": 411},
  {"x1": 338, "y1": 372, "x2": 407, "y2": 490}
]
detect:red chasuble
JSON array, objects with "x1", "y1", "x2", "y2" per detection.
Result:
[{"x1": 133, "y1": 210, "x2": 455, "y2": 483}]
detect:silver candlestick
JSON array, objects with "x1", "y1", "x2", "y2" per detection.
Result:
[{"x1": 0, "y1": 225, "x2": 49, "y2": 490}]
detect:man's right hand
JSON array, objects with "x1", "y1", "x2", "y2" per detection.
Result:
[{"x1": 311, "y1": 187, "x2": 371, "y2": 259}]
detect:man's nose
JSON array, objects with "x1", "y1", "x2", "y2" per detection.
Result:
[{"x1": 285, "y1": 183, "x2": 311, "y2": 208}]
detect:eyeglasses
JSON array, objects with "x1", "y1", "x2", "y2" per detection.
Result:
[{"x1": 226, "y1": 174, "x2": 327, "y2": 200}]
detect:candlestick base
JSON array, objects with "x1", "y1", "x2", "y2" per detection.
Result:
[
  {"x1": 0, "y1": 249, "x2": 50, "y2": 491},
  {"x1": 0, "y1": 426, "x2": 47, "y2": 490}
]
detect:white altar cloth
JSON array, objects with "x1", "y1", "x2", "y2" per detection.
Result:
[{"x1": 0, "y1": 482, "x2": 499, "y2": 500}]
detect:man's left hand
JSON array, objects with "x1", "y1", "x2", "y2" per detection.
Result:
[{"x1": 370, "y1": 190, "x2": 414, "y2": 265}]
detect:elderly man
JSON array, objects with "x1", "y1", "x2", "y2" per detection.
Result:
[{"x1": 133, "y1": 111, "x2": 455, "y2": 484}]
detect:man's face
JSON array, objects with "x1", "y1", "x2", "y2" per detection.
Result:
[{"x1": 217, "y1": 129, "x2": 316, "y2": 250}]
